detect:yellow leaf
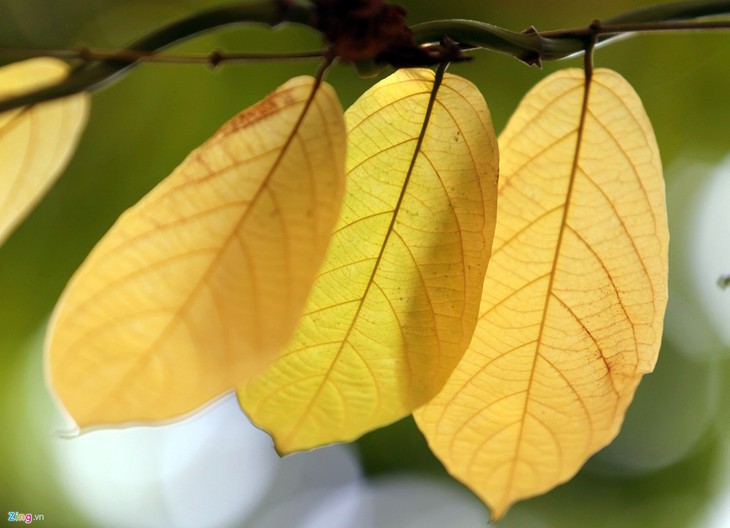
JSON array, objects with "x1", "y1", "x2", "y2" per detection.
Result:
[
  {"x1": 46, "y1": 76, "x2": 346, "y2": 429},
  {"x1": 414, "y1": 68, "x2": 668, "y2": 520},
  {"x1": 0, "y1": 58, "x2": 89, "y2": 245},
  {"x1": 238, "y1": 68, "x2": 499, "y2": 454}
]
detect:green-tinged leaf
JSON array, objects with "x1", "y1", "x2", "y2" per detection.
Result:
[
  {"x1": 238, "y1": 68, "x2": 499, "y2": 454},
  {"x1": 0, "y1": 58, "x2": 89, "y2": 245},
  {"x1": 46, "y1": 76, "x2": 346, "y2": 429},
  {"x1": 415, "y1": 68, "x2": 668, "y2": 520}
]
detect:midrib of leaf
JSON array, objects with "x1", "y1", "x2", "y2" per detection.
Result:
[
  {"x1": 281, "y1": 66, "x2": 449, "y2": 444},
  {"x1": 502, "y1": 69, "x2": 595, "y2": 504},
  {"x1": 84, "y1": 81, "x2": 325, "y2": 416}
]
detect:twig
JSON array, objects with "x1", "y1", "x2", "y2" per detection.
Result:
[
  {"x1": 542, "y1": 19, "x2": 730, "y2": 39},
  {"x1": 0, "y1": 47, "x2": 328, "y2": 65}
]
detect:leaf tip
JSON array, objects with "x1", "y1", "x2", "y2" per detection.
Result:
[{"x1": 486, "y1": 502, "x2": 510, "y2": 524}]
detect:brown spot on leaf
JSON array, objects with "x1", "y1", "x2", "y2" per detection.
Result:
[{"x1": 216, "y1": 87, "x2": 299, "y2": 137}]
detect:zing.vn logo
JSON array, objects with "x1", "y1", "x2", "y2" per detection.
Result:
[{"x1": 7, "y1": 512, "x2": 44, "y2": 524}]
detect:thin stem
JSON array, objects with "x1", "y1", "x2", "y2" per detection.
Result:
[
  {"x1": 583, "y1": 23, "x2": 598, "y2": 83},
  {"x1": 542, "y1": 19, "x2": 730, "y2": 39},
  {"x1": 602, "y1": 0, "x2": 730, "y2": 24},
  {"x1": 0, "y1": 47, "x2": 328, "y2": 65}
]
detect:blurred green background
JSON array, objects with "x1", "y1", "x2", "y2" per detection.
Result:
[{"x1": 1, "y1": 0, "x2": 730, "y2": 526}]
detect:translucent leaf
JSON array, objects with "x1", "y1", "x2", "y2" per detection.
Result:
[
  {"x1": 238, "y1": 68, "x2": 499, "y2": 454},
  {"x1": 0, "y1": 58, "x2": 89, "y2": 245},
  {"x1": 415, "y1": 68, "x2": 668, "y2": 520},
  {"x1": 46, "y1": 76, "x2": 346, "y2": 428}
]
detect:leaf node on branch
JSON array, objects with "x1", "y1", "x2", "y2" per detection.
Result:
[{"x1": 310, "y1": 0, "x2": 464, "y2": 67}]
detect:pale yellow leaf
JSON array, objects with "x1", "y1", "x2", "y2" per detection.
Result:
[
  {"x1": 46, "y1": 76, "x2": 346, "y2": 428},
  {"x1": 0, "y1": 58, "x2": 89, "y2": 245},
  {"x1": 238, "y1": 68, "x2": 499, "y2": 454},
  {"x1": 414, "y1": 68, "x2": 668, "y2": 520}
]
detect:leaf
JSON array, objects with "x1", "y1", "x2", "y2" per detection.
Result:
[
  {"x1": 0, "y1": 58, "x2": 89, "y2": 245},
  {"x1": 238, "y1": 68, "x2": 499, "y2": 454},
  {"x1": 414, "y1": 68, "x2": 668, "y2": 520},
  {"x1": 46, "y1": 76, "x2": 346, "y2": 428}
]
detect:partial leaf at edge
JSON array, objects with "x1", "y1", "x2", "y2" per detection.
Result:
[
  {"x1": 46, "y1": 76, "x2": 346, "y2": 429},
  {"x1": 0, "y1": 58, "x2": 89, "y2": 245},
  {"x1": 415, "y1": 68, "x2": 669, "y2": 520},
  {"x1": 238, "y1": 68, "x2": 499, "y2": 454}
]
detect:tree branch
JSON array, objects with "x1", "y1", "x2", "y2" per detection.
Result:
[{"x1": 3, "y1": 0, "x2": 730, "y2": 113}]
